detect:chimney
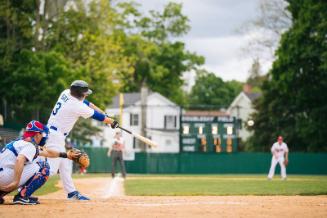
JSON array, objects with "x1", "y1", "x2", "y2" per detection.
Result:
[{"x1": 243, "y1": 84, "x2": 252, "y2": 94}]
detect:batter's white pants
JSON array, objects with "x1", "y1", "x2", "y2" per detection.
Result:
[
  {"x1": 0, "y1": 163, "x2": 40, "y2": 187},
  {"x1": 45, "y1": 129, "x2": 76, "y2": 194},
  {"x1": 268, "y1": 156, "x2": 287, "y2": 179}
]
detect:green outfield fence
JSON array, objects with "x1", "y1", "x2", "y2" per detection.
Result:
[{"x1": 81, "y1": 147, "x2": 327, "y2": 174}]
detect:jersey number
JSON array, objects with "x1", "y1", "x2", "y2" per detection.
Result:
[{"x1": 52, "y1": 102, "x2": 62, "y2": 115}]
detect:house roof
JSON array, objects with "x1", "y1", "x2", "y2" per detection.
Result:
[
  {"x1": 244, "y1": 92, "x2": 261, "y2": 101},
  {"x1": 110, "y1": 92, "x2": 141, "y2": 108},
  {"x1": 184, "y1": 110, "x2": 227, "y2": 117},
  {"x1": 227, "y1": 91, "x2": 261, "y2": 113},
  {"x1": 109, "y1": 91, "x2": 178, "y2": 108}
]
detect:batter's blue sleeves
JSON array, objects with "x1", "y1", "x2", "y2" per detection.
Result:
[
  {"x1": 83, "y1": 99, "x2": 90, "y2": 106},
  {"x1": 91, "y1": 110, "x2": 105, "y2": 121}
]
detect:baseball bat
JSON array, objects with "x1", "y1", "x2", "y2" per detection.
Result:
[
  {"x1": 118, "y1": 126, "x2": 158, "y2": 148},
  {"x1": 104, "y1": 113, "x2": 158, "y2": 147}
]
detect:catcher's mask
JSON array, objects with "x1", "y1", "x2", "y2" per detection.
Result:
[{"x1": 23, "y1": 120, "x2": 49, "y2": 146}]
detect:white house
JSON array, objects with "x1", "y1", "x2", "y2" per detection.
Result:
[
  {"x1": 227, "y1": 89, "x2": 261, "y2": 141},
  {"x1": 92, "y1": 91, "x2": 181, "y2": 154}
]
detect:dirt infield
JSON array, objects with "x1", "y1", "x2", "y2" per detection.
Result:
[{"x1": 1, "y1": 177, "x2": 327, "y2": 218}]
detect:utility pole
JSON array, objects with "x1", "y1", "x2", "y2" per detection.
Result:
[
  {"x1": 140, "y1": 83, "x2": 148, "y2": 151},
  {"x1": 119, "y1": 93, "x2": 124, "y2": 125}
]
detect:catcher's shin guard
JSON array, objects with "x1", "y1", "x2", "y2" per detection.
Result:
[{"x1": 19, "y1": 163, "x2": 50, "y2": 198}]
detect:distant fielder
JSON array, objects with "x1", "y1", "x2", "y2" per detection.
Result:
[
  {"x1": 267, "y1": 136, "x2": 289, "y2": 180},
  {"x1": 45, "y1": 80, "x2": 118, "y2": 200},
  {"x1": 109, "y1": 129, "x2": 127, "y2": 179},
  {"x1": 0, "y1": 121, "x2": 78, "y2": 205}
]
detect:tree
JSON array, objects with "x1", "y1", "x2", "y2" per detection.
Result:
[
  {"x1": 0, "y1": 0, "x2": 129, "y2": 143},
  {"x1": 240, "y1": 0, "x2": 292, "y2": 67},
  {"x1": 0, "y1": 50, "x2": 81, "y2": 125},
  {"x1": 0, "y1": 0, "x2": 35, "y2": 83},
  {"x1": 188, "y1": 70, "x2": 243, "y2": 109},
  {"x1": 246, "y1": 58, "x2": 267, "y2": 93},
  {"x1": 42, "y1": 0, "x2": 131, "y2": 108},
  {"x1": 117, "y1": 2, "x2": 204, "y2": 105},
  {"x1": 249, "y1": 0, "x2": 327, "y2": 151}
]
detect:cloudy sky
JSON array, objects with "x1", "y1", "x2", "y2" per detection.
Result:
[{"x1": 136, "y1": 0, "x2": 272, "y2": 85}]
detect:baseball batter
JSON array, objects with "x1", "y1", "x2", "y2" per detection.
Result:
[
  {"x1": 267, "y1": 136, "x2": 289, "y2": 180},
  {"x1": 0, "y1": 120, "x2": 78, "y2": 205},
  {"x1": 45, "y1": 80, "x2": 118, "y2": 200}
]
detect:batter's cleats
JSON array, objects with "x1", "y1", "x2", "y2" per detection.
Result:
[
  {"x1": 29, "y1": 196, "x2": 39, "y2": 201},
  {"x1": 67, "y1": 191, "x2": 90, "y2": 200},
  {"x1": 0, "y1": 197, "x2": 4, "y2": 204},
  {"x1": 13, "y1": 194, "x2": 39, "y2": 205}
]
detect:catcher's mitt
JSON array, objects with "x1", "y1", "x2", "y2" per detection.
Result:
[
  {"x1": 67, "y1": 148, "x2": 90, "y2": 168},
  {"x1": 284, "y1": 159, "x2": 289, "y2": 166}
]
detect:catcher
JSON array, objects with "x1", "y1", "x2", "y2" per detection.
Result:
[{"x1": 0, "y1": 120, "x2": 80, "y2": 205}]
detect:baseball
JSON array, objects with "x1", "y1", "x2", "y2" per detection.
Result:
[{"x1": 247, "y1": 120, "x2": 254, "y2": 126}]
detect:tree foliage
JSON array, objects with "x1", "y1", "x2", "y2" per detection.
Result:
[
  {"x1": 249, "y1": 0, "x2": 327, "y2": 151},
  {"x1": 0, "y1": 0, "x2": 124, "y2": 126},
  {"x1": 246, "y1": 58, "x2": 267, "y2": 93},
  {"x1": 3, "y1": 50, "x2": 80, "y2": 122},
  {"x1": 241, "y1": 0, "x2": 292, "y2": 61},
  {"x1": 188, "y1": 70, "x2": 243, "y2": 109},
  {"x1": 117, "y1": 2, "x2": 204, "y2": 105}
]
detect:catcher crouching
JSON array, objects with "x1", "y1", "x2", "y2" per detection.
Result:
[{"x1": 0, "y1": 121, "x2": 82, "y2": 205}]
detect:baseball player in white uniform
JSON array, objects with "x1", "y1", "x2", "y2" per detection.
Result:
[
  {"x1": 45, "y1": 80, "x2": 118, "y2": 200},
  {"x1": 268, "y1": 136, "x2": 289, "y2": 180},
  {"x1": 0, "y1": 120, "x2": 78, "y2": 205}
]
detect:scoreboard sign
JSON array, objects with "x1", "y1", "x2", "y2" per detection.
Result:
[{"x1": 180, "y1": 115, "x2": 239, "y2": 153}]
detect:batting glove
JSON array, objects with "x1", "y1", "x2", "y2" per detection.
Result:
[{"x1": 111, "y1": 120, "x2": 119, "y2": 129}]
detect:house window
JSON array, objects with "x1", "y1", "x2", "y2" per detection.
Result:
[
  {"x1": 166, "y1": 139, "x2": 172, "y2": 146},
  {"x1": 133, "y1": 137, "x2": 141, "y2": 149},
  {"x1": 130, "y1": 114, "x2": 139, "y2": 126},
  {"x1": 164, "y1": 115, "x2": 177, "y2": 129}
]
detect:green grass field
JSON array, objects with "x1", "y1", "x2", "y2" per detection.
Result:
[
  {"x1": 124, "y1": 175, "x2": 327, "y2": 196},
  {"x1": 19, "y1": 174, "x2": 327, "y2": 196}
]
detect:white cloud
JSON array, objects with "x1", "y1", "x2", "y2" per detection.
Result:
[{"x1": 183, "y1": 34, "x2": 273, "y2": 81}]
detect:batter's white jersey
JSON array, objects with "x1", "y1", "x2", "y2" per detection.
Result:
[
  {"x1": 45, "y1": 89, "x2": 95, "y2": 194},
  {"x1": 271, "y1": 142, "x2": 289, "y2": 158},
  {"x1": 47, "y1": 89, "x2": 94, "y2": 135},
  {"x1": 0, "y1": 140, "x2": 40, "y2": 187}
]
